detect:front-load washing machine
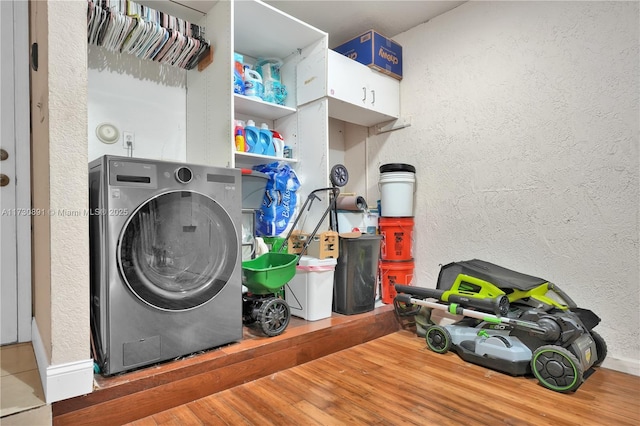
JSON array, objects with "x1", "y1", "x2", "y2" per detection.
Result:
[{"x1": 89, "y1": 155, "x2": 242, "y2": 375}]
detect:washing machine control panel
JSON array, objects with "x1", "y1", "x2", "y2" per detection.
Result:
[{"x1": 109, "y1": 160, "x2": 158, "y2": 188}]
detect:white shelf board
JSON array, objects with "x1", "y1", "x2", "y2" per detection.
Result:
[
  {"x1": 234, "y1": 0, "x2": 326, "y2": 59},
  {"x1": 234, "y1": 94, "x2": 296, "y2": 120},
  {"x1": 235, "y1": 151, "x2": 298, "y2": 168}
]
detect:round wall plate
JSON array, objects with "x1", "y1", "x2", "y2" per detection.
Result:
[{"x1": 96, "y1": 123, "x2": 120, "y2": 144}]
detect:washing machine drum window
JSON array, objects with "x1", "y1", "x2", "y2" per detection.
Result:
[{"x1": 118, "y1": 190, "x2": 238, "y2": 311}]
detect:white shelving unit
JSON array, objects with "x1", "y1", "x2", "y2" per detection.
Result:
[
  {"x1": 123, "y1": 0, "x2": 400, "y2": 231},
  {"x1": 179, "y1": 0, "x2": 330, "y2": 231}
]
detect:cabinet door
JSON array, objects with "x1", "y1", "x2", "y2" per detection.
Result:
[
  {"x1": 365, "y1": 70, "x2": 400, "y2": 119},
  {"x1": 326, "y1": 50, "x2": 371, "y2": 107},
  {"x1": 326, "y1": 50, "x2": 399, "y2": 127},
  {"x1": 297, "y1": 49, "x2": 400, "y2": 127}
]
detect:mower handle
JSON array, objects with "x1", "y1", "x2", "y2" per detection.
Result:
[
  {"x1": 394, "y1": 284, "x2": 509, "y2": 316},
  {"x1": 394, "y1": 293, "x2": 413, "y2": 304},
  {"x1": 393, "y1": 291, "x2": 551, "y2": 336}
]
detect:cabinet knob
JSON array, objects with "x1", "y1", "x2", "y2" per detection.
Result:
[
  {"x1": 371, "y1": 89, "x2": 376, "y2": 105},
  {"x1": 0, "y1": 174, "x2": 9, "y2": 187},
  {"x1": 362, "y1": 87, "x2": 366, "y2": 102},
  {"x1": 0, "y1": 149, "x2": 7, "y2": 161}
]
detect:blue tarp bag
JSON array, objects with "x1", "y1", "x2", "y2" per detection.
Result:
[{"x1": 254, "y1": 162, "x2": 300, "y2": 236}]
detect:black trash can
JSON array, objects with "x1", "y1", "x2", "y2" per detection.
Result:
[{"x1": 332, "y1": 234, "x2": 382, "y2": 315}]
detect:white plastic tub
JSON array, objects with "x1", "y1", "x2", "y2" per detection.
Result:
[
  {"x1": 378, "y1": 163, "x2": 416, "y2": 217},
  {"x1": 285, "y1": 256, "x2": 337, "y2": 321}
]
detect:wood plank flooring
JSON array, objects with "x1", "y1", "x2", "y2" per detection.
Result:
[
  {"x1": 127, "y1": 330, "x2": 640, "y2": 426},
  {"x1": 52, "y1": 305, "x2": 399, "y2": 425}
]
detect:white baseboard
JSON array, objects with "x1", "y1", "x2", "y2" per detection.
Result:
[
  {"x1": 31, "y1": 318, "x2": 94, "y2": 403},
  {"x1": 602, "y1": 356, "x2": 640, "y2": 376}
]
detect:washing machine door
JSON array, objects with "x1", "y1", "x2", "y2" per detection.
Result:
[{"x1": 118, "y1": 190, "x2": 238, "y2": 311}]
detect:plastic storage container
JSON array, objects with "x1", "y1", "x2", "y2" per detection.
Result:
[
  {"x1": 380, "y1": 258, "x2": 414, "y2": 304},
  {"x1": 333, "y1": 234, "x2": 382, "y2": 315},
  {"x1": 379, "y1": 216, "x2": 414, "y2": 260},
  {"x1": 241, "y1": 169, "x2": 269, "y2": 209},
  {"x1": 286, "y1": 256, "x2": 337, "y2": 321},
  {"x1": 256, "y1": 58, "x2": 284, "y2": 104},
  {"x1": 241, "y1": 252, "x2": 298, "y2": 294},
  {"x1": 378, "y1": 163, "x2": 416, "y2": 217}
]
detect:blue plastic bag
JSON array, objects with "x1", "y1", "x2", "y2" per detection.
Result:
[{"x1": 254, "y1": 162, "x2": 300, "y2": 236}]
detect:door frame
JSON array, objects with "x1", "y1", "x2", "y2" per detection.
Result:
[
  {"x1": 15, "y1": 0, "x2": 31, "y2": 343},
  {"x1": 1, "y1": 0, "x2": 32, "y2": 344}
]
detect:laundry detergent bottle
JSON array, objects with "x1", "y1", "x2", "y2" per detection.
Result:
[
  {"x1": 234, "y1": 120, "x2": 246, "y2": 152},
  {"x1": 244, "y1": 69, "x2": 264, "y2": 100},
  {"x1": 260, "y1": 123, "x2": 275, "y2": 156},
  {"x1": 244, "y1": 120, "x2": 262, "y2": 154},
  {"x1": 271, "y1": 130, "x2": 284, "y2": 158},
  {"x1": 233, "y1": 53, "x2": 245, "y2": 95}
]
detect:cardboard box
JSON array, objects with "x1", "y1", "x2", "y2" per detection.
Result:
[
  {"x1": 333, "y1": 30, "x2": 403, "y2": 80},
  {"x1": 287, "y1": 230, "x2": 339, "y2": 259}
]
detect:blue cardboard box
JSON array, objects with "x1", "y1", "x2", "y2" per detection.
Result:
[{"x1": 333, "y1": 30, "x2": 402, "y2": 80}]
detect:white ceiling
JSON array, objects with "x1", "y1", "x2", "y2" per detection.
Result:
[
  {"x1": 146, "y1": 1, "x2": 465, "y2": 48},
  {"x1": 264, "y1": 1, "x2": 466, "y2": 48}
]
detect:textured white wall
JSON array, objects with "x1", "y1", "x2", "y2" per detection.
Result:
[
  {"x1": 47, "y1": 1, "x2": 90, "y2": 365},
  {"x1": 367, "y1": 1, "x2": 639, "y2": 370}
]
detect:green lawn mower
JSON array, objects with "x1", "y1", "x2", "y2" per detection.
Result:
[{"x1": 394, "y1": 259, "x2": 607, "y2": 393}]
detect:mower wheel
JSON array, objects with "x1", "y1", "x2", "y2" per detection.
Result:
[
  {"x1": 590, "y1": 330, "x2": 608, "y2": 367},
  {"x1": 425, "y1": 325, "x2": 452, "y2": 354},
  {"x1": 531, "y1": 345, "x2": 584, "y2": 393},
  {"x1": 258, "y1": 297, "x2": 290, "y2": 337}
]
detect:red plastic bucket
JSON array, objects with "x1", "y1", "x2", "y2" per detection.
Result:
[
  {"x1": 379, "y1": 259, "x2": 414, "y2": 304},
  {"x1": 379, "y1": 217, "x2": 414, "y2": 261}
]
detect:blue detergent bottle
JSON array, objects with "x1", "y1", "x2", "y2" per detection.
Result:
[
  {"x1": 244, "y1": 120, "x2": 261, "y2": 154},
  {"x1": 260, "y1": 123, "x2": 275, "y2": 156}
]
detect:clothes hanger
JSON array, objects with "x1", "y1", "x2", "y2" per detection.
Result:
[
  {"x1": 88, "y1": 5, "x2": 102, "y2": 45},
  {"x1": 131, "y1": 20, "x2": 155, "y2": 57},
  {"x1": 178, "y1": 37, "x2": 199, "y2": 69},
  {"x1": 142, "y1": 26, "x2": 166, "y2": 60},
  {"x1": 175, "y1": 36, "x2": 197, "y2": 68},
  {"x1": 121, "y1": 16, "x2": 145, "y2": 54},
  {"x1": 102, "y1": 8, "x2": 122, "y2": 50},
  {"x1": 153, "y1": 29, "x2": 177, "y2": 63},
  {"x1": 148, "y1": 27, "x2": 169, "y2": 60},
  {"x1": 86, "y1": 0, "x2": 211, "y2": 69}
]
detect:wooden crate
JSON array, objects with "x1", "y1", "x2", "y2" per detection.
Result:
[{"x1": 288, "y1": 230, "x2": 339, "y2": 259}]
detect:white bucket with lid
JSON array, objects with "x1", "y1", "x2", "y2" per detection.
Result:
[{"x1": 378, "y1": 163, "x2": 416, "y2": 217}]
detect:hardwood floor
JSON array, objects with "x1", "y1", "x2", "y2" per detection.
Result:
[
  {"x1": 52, "y1": 305, "x2": 399, "y2": 425},
  {"x1": 126, "y1": 330, "x2": 640, "y2": 426}
]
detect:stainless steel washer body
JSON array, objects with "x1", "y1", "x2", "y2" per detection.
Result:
[{"x1": 89, "y1": 155, "x2": 242, "y2": 375}]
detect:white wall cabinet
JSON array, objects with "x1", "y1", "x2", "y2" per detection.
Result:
[{"x1": 297, "y1": 49, "x2": 400, "y2": 127}]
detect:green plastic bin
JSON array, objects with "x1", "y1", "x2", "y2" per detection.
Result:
[{"x1": 242, "y1": 252, "x2": 298, "y2": 294}]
